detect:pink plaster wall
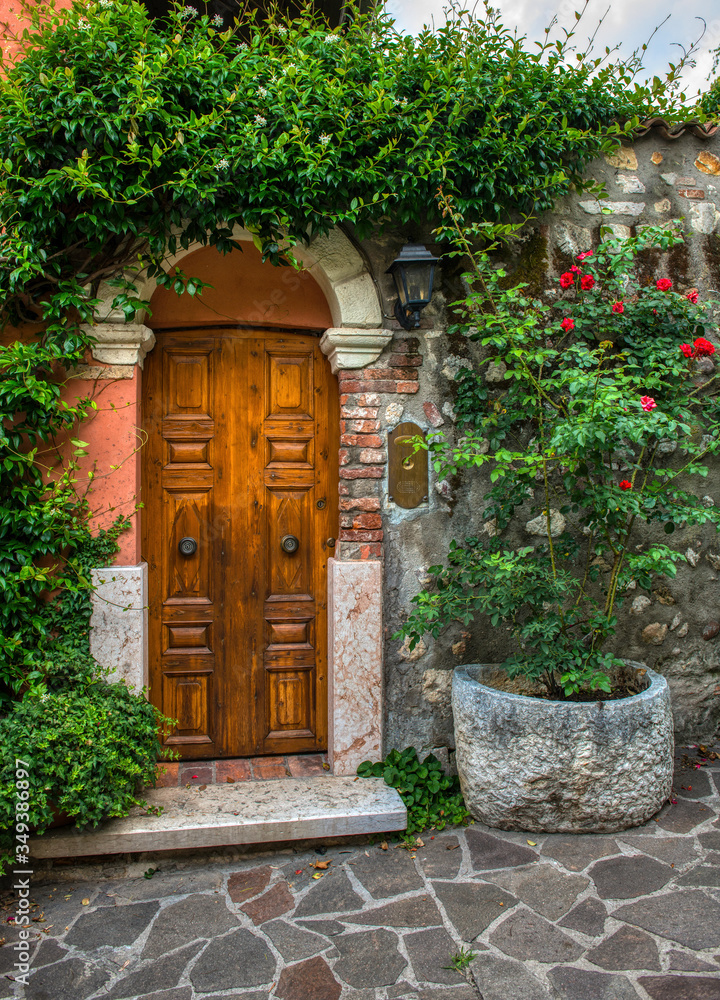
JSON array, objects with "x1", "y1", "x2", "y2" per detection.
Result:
[{"x1": 0, "y1": 0, "x2": 72, "y2": 61}]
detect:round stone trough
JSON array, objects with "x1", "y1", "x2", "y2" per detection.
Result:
[{"x1": 452, "y1": 662, "x2": 674, "y2": 833}]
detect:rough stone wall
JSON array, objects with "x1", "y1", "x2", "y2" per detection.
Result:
[{"x1": 357, "y1": 127, "x2": 720, "y2": 758}]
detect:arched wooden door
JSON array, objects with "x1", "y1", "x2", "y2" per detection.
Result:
[{"x1": 142, "y1": 328, "x2": 339, "y2": 759}]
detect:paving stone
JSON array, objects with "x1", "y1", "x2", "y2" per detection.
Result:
[
  {"x1": 404, "y1": 927, "x2": 466, "y2": 985},
  {"x1": 705, "y1": 852, "x2": 720, "y2": 865},
  {"x1": 64, "y1": 900, "x2": 159, "y2": 950},
  {"x1": 675, "y1": 865, "x2": 720, "y2": 887},
  {"x1": 293, "y1": 871, "x2": 363, "y2": 917},
  {"x1": 29, "y1": 938, "x2": 68, "y2": 968},
  {"x1": 227, "y1": 865, "x2": 272, "y2": 903},
  {"x1": 466, "y1": 829, "x2": 537, "y2": 870},
  {"x1": 668, "y1": 950, "x2": 719, "y2": 972},
  {"x1": 619, "y1": 835, "x2": 700, "y2": 867},
  {"x1": 104, "y1": 941, "x2": 204, "y2": 999},
  {"x1": 614, "y1": 889, "x2": 720, "y2": 949},
  {"x1": 541, "y1": 835, "x2": 619, "y2": 872},
  {"x1": 190, "y1": 928, "x2": 276, "y2": 991},
  {"x1": 333, "y1": 929, "x2": 406, "y2": 988},
  {"x1": 348, "y1": 847, "x2": 424, "y2": 898},
  {"x1": 639, "y1": 975, "x2": 720, "y2": 999},
  {"x1": 141, "y1": 893, "x2": 239, "y2": 959},
  {"x1": 657, "y1": 798, "x2": 714, "y2": 834},
  {"x1": 275, "y1": 955, "x2": 341, "y2": 1000},
  {"x1": 489, "y1": 908, "x2": 584, "y2": 963},
  {"x1": 698, "y1": 829, "x2": 720, "y2": 851},
  {"x1": 387, "y1": 982, "x2": 418, "y2": 999},
  {"x1": 263, "y1": 918, "x2": 330, "y2": 961},
  {"x1": 484, "y1": 863, "x2": 588, "y2": 919},
  {"x1": 296, "y1": 919, "x2": 345, "y2": 936},
  {"x1": 432, "y1": 880, "x2": 517, "y2": 941},
  {"x1": 586, "y1": 925, "x2": 661, "y2": 971},
  {"x1": 470, "y1": 952, "x2": 552, "y2": 1000},
  {"x1": 105, "y1": 868, "x2": 225, "y2": 902},
  {"x1": 558, "y1": 897, "x2": 608, "y2": 936},
  {"x1": 25, "y1": 957, "x2": 110, "y2": 1000},
  {"x1": 417, "y1": 989, "x2": 479, "y2": 1000},
  {"x1": 137, "y1": 991, "x2": 192, "y2": 1000},
  {"x1": 345, "y1": 895, "x2": 442, "y2": 928},
  {"x1": 674, "y1": 769, "x2": 714, "y2": 799},
  {"x1": 414, "y1": 835, "x2": 463, "y2": 879},
  {"x1": 588, "y1": 855, "x2": 674, "y2": 899},
  {"x1": 241, "y1": 882, "x2": 294, "y2": 924},
  {"x1": 548, "y1": 967, "x2": 642, "y2": 1000}
]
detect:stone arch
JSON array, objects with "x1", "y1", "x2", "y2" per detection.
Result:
[{"x1": 89, "y1": 226, "x2": 392, "y2": 371}]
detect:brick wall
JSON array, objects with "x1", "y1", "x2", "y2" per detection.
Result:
[{"x1": 336, "y1": 337, "x2": 421, "y2": 560}]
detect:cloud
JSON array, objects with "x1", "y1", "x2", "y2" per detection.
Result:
[{"x1": 385, "y1": 0, "x2": 716, "y2": 98}]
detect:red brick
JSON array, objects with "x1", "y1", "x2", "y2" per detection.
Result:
[
  {"x1": 346, "y1": 419, "x2": 380, "y2": 433},
  {"x1": 388, "y1": 354, "x2": 422, "y2": 366},
  {"x1": 393, "y1": 338, "x2": 420, "y2": 353},
  {"x1": 359, "y1": 448, "x2": 387, "y2": 464},
  {"x1": 340, "y1": 433, "x2": 358, "y2": 446},
  {"x1": 338, "y1": 448, "x2": 350, "y2": 466},
  {"x1": 155, "y1": 762, "x2": 180, "y2": 788},
  {"x1": 251, "y1": 756, "x2": 289, "y2": 779},
  {"x1": 363, "y1": 367, "x2": 418, "y2": 380},
  {"x1": 357, "y1": 393, "x2": 381, "y2": 405},
  {"x1": 287, "y1": 754, "x2": 329, "y2": 777},
  {"x1": 339, "y1": 380, "x2": 363, "y2": 393},
  {"x1": 339, "y1": 394, "x2": 349, "y2": 405},
  {"x1": 341, "y1": 406, "x2": 379, "y2": 419},
  {"x1": 339, "y1": 497, "x2": 382, "y2": 511},
  {"x1": 423, "y1": 401, "x2": 444, "y2": 427},
  {"x1": 359, "y1": 543, "x2": 383, "y2": 558},
  {"x1": 216, "y1": 759, "x2": 252, "y2": 783},
  {"x1": 340, "y1": 529, "x2": 384, "y2": 542},
  {"x1": 678, "y1": 188, "x2": 705, "y2": 199},
  {"x1": 180, "y1": 765, "x2": 214, "y2": 785},
  {"x1": 339, "y1": 484, "x2": 350, "y2": 495},
  {"x1": 339, "y1": 467, "x2": 385, "y2": 479},
  {"x1": 341, "y1": 512, "x2": 383, "y2": 529},
  {"x1": 397, "y1": 381, "x2": 420, "y2": 393}
]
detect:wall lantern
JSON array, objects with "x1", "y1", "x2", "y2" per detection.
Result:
[{"x1": 386, "y1": 243, "x2": 440, "y2": 330}]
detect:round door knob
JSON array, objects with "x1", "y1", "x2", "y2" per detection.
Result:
[
  {"x1": 178, "y1": 536, "x2": 198, "y2": 556},
  {"x1": 281, "y1": 534, "x2": 300, "y2": 554}
]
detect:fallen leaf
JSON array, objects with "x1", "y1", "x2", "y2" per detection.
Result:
[
  {"x1": 312, "y1": 873, "x2": 324, "y2": 880},
  {"x1": 526, "y1": 840, "x2": 537, "y2": 846},
  {"x1": 199, "y1": 784, "x2": 207, "y2": 791},
  {"x1": 380, "y1": 842, "x2": 388, "y2": 851},
  {"x1": 312, "y1": 860, "x2": 331, "y2": 870},
  {"x1": 446, "y1": 844, "x2": 459, "y2": 851},
  {"x1": 322, "y1": 763, "x2": 330, "y2": 770},
  {"x1": 415, "y1": 838, "x2": 424, "y2": 848},
  {"x1": 226, "y1": 777, "x2": 235, "y2": 783},
  {"x1": 364, "y1": 851, "x2": 369, "y2": 857},
  {"x1": 295, "y1": 869, "x2": 303, "y2": 875}
]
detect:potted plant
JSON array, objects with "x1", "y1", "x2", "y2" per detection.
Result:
[{"x1": 397, "y1": 199, "x2": 720, "y2": 833}]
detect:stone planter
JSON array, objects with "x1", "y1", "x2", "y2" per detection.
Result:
[{"x1": 452, "y1": 662, "x2": 674, "y2": 833}]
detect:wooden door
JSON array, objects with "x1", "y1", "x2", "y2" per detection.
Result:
[{"x1": 142, "y1": 328, "x2": 338, "y2": 759}]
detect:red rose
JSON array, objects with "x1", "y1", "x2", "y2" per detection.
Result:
[
  {"x1": 680, "y1": 343, "x2": 694, "y2": 358},
  {"x1": 559, "y1": 272, "x2": 575, "y2": 289},
  {"x1": 656, "y1": 278, "x2": 673, "y2": 291},
  {"x1": 685, "y1": 289, "x2": 699, "y2": 304},
  {"x1": 640, "y1": 396, "x2": 657, "y2": 412},
  {"x1": 694, "y1": 337, "x2": 715, "y2": 357},
  {"x1": 560, "y1": 317, "x2": 575, "y2": 333},
  {"x1": 580, "y1": 274, "x2": 595, "y2": 291},
  {"x1": 619, "y1": 480, "x2": 632, "y2": 491},
  {"x1": 577, "y1": 251, "x2": 593, "y2": 261},
  {"x1": 570, "y1": 265, "x2": 580, "y2": 274},
  {"x1": 612, "y1": 301, "x2": 624, "y2": 314}
]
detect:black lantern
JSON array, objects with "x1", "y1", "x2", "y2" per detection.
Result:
[{"x1": 386, "y1": 244, "x2": 440, "y2": 330}]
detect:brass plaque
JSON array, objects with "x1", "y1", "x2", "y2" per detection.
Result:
[{"x1": 388, "y1": 422, "x2": 428, "y2": 509}]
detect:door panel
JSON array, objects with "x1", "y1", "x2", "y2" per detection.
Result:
[{"x1": 143, "y1": 328, "x2": 337, "y2": 758}]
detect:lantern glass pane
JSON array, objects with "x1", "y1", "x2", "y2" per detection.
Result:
[{"x1": 404, "y1": 263, "x2": 434, "y2": 306}]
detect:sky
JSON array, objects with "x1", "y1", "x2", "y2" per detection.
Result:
[{"x1": 385, "y1": 0, "x2": 719, "y2": 100}]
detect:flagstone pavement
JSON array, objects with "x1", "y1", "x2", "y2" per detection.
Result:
[{"x1": 2, "y1": 745, "x2": 720, "y2": 1000}]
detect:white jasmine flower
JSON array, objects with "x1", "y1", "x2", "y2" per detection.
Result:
[
  {"x1": 254, "y1": 114, "x2": 267, "y2": 126},
  {"x1": 283, "y1": 63, "x2": 297, "y2": 73},
  {"x1": 78, "y1": 17, "x2": 91, "y2": 29},
  {"x1": 216, "y1": 158, "x2": 229, "y2": 170},
  {"x1": 324, "y1": 33, "x2": 340, "y2": 44},
  {"x1": 99, "y1": 0, "x2": 113, "y2": 8},
  {"x1": 211, "y1": 13, "x2": 223, "y2": 26},
  {"x1": 238, "y1": 42, "x2": 248, "y2": 50},
  {"x1": 180, "y1": 5, "x2": 197, "y2": 19},
  {"x1": 278, "y1": 25, "x2": 288, "y2": 35},
  {"x1": 319, "y1": 133, "x2": 331, "y2": 146},
  {"x1": 258, "y1": 86, "x2": 268, "y2": 97}
]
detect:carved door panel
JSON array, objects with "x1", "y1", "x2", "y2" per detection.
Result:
[{"x1": 143, "y1": 329, "x2": 337, "y2": 758}]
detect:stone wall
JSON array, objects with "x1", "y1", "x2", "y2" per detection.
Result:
[{"x1": 359, "y1": 125, "x2": 720, "y2": 755}]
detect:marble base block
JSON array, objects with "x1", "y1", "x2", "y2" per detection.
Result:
[
  {"x1": 90, "y1": 563, "x2": 148, "y2": 692},
  {"x1": 328, "y1": 559, "x2": 383, "y2": 776}
]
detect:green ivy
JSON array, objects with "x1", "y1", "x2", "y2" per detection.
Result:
[{"x1": 358, "y1": 747, "x2": 469, "y2": 835}]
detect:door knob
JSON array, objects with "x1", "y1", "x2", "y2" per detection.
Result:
[
  {"x1": 281, "y1": 534, "x2": 300, "y2": 554},
  {"x1": 178, "y1": 536, "x2": 198, "y2": 556}
]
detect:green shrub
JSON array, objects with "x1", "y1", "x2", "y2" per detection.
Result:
[
  {"x1": 0, "y1": 679, "x2": 173, "y2": 872},
  {"x1": 358, "y1": 747, "x2": 469, "y2": 835}
]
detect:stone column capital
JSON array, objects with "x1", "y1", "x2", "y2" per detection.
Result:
[
  {"x1": 319, "y1": 327, "x2": 393, "y2": 373},
  {"x1": 85, "y1": 323, "x2": 156, "y2": 368}
]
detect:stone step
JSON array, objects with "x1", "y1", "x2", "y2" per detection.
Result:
[{"x1": 29, "y1": 776, "x2": 406, "y2": 860}]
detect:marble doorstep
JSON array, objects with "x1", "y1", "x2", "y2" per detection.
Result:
[{"x1": 28, "y1": 777, "x2": 406, "y2": 860}]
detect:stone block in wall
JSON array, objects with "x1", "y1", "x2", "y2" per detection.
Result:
[
  {"x1": 654, "y1": 643, "x2": 720, "y2": 742},
  {"x1": 90, "y1": 564, "x2": 148, "y2": 692},
  {"x1": 328, "y1": 559, "x2": 383, "y2": 775}
]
